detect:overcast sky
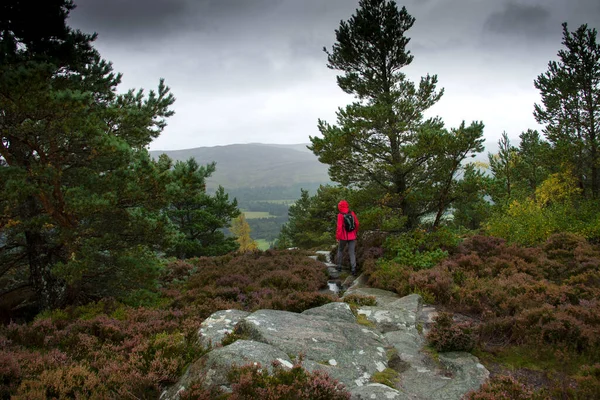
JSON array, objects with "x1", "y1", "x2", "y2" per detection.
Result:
[{"x1": 67, "y1": 0, "x2": 600, "y2": 152}]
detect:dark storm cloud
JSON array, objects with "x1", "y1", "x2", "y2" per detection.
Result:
[
  {"x1": 69, "y1": 0, "x2": 190, "y2": 38},
  {"x1": 484, "y1": 3, "x2": 553, "y2": 37},
  {"x1": 70, "y1": 0, "x2": 358, "y2": 44},
  {"x1": 63, "y1": 0, "x2": 600, "y2": 150}
]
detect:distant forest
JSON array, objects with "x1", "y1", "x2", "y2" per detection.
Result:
[{"x1": 225, "y1": 183, "x2": 324, "y2": 245}]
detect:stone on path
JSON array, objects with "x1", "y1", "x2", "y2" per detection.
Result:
[{"x1": 162, "y1": 254, "x2": 489, "y2": 400}]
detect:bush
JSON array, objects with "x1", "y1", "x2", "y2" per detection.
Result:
[
  {"x1": 426, "y1": 312, "x2": 476, "y2": 353},
  {"x1": 363, "y1": 259, "x2": 412, "y2": 293},
  {"x1": 0, "y1": 250, "x2": 337, "y2": 398},
  {"x1": 179, "y1": 250, "x2": 335, "y2": 313},
  {"x1": 485, "y1": 195, "x2": 600, "y2": 247},
  {"x1": 384, "y1": 228, "x2": 459, "y2": 271},
  {"x1": 180, "y1": 359, "x2": 351, "y2": 400},
  {"x1": 572, "y1": 364, "x2": 600, "y2": 399},
  {"x1": 227, "y1": 359, "x2": 350, "y2": 400},
  {"x1": 465, "y1": 375, "x2": 542, "y2": 400}
]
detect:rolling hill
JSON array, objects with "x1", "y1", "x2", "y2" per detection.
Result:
[{"x1": 150, "y1": 143, "x2": 331, "y2": 190}]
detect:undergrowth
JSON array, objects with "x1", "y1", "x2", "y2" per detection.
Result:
[{"x1": 0, "y1": 250, "x2": 335, "y2": 398}]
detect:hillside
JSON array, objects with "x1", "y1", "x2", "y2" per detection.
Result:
[{"x1": 150, "y1": 143, "x2": 331, "y2": 190}]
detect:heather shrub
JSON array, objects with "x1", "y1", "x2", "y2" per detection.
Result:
[
  {"x1": 408, "y1": 266, "x2": 454, "y2": 303},
  {"x1": 1, "y1": 302, "x2": 205, "y2": 398},
  {"x1": 260, "y1": 292, "x2": 335, "y2": 313},
  {"x1": 394, "y1": 233, "x2": 600, "y2": 381},
  {"x1": 181, "y1": 250, "x2": 334, "y2": 313},
  {"x1": 0, "y1": 250, "x2": 335, "y2": 398},
  {"x1": 465, "y1": 375, "x2": 543, "y2": 400},
  {"x1": 572, "y1": 364, "x2": 600, "y2": 399},
  {"x1": 362, "y1": 230, "x2": 600, "y2": 397},
  {"x1": 426, "y1": 312, "x2": 476, "y2": 352},
  {"x1": 15, "y1": 364, "x2": 109, "y2": 400},
  {"x1": 179, "y1": 359, "x2": 351, "y2": 400},
  {"x1": 179, "y1": 384, "x2": 226, "y2": 400},
  {"x1": 456, "y1": 235, "x2": 506, "y2": 258},
  {"x1": 226, "y1": 359, "x2": 350, "y2": 400},
  {"x1": 161, "y1": 259, "x2": 197, "y2": 284}
]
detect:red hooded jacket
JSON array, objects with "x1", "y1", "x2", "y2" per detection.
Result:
[{"x1": 336, "y1": 200, "x2": 359, "y2": 241}]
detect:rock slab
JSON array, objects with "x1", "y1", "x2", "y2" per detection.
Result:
[{"x1": 162, "y1": 280, "x2": 488, "y2": 400}]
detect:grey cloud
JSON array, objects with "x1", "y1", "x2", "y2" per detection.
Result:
[
  {"x1": 63, "y1": 0, "x2": 600, "y2": 151},
  {"x1": 484, "y1": 3, "x2": 553, "y2": 37},
  {"x1": 70, "y1": 0, "x2": 358, "y2": 42},
  {"x1": 70, "y1": 0, "x2": 190, "y2": 38}
]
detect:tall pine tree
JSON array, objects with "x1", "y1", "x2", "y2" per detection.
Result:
[
  {"x1": 0, "y1": 0, "x2": 176, "y2": 309},
  {"x1": 534, "y1": 23, "x2": 600, "y2": 198},
  {"x1": 310, "y1": 0, "x2": 483, "y2": 228}
]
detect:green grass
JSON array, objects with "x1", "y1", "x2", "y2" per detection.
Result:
[
  {"x1": 473, "y1": 345, "x2": 591, "y2": 375},
  {"x1": 255, "y1": 239, "x2": 272, "y2": 251},
  {"x1": 243, "y1": 211, "x2": 275, "y2": 219},
  {"x1": 371, "y1": 368, "x2": 399, "y2": 388}
]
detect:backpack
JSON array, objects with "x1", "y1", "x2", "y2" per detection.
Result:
[{"x1": 342, "y1": 212, "x2": 356, "y2": 232}]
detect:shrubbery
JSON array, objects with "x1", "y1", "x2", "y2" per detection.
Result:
[
  {"x1": 386, "y1": 228, "x2": 460, "y2": 270},
  {"x1": 400, "y1": 234, "x2": 600, "y2": 356},
  {"x1": 426, "y1": 312, "x2": 476, "y2": 352},
  {"x1": 465, "y1": 375, "x2": 541, "y2": 400},
  {"x1": 177, "y1": 250, "x2": 336, "y2": 313},
  {"x1": 179, "y1": 359, "x2": 350, "y2": 400},
  {"x1": 364, "y1": 232, "x2": 600, "y2": 398},
  {"x1": 485, "y1": 171, "x2": 600, "y2": 246},
  {"x1": 0, "y1": 305, "x2": 204, "y2": 399},
  {"x1": 0, "y1": 250, "x2": 335, "y2": 398},
  {"x1": 362, "y1": 228, "x2": 461, "y2": 298}
]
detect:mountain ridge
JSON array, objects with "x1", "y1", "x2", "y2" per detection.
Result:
[{"x1": 150, "y1": 143, "x2": 330, "y2": 190}]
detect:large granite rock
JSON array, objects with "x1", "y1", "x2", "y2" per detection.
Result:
[
  {"x1": 237, "y1": 303, "x2": 390, "y2": 389},
  {"x1": 197, "y1": 309, "x2": 250, "y2": 348},
  {"x1": 162, "y1": 277, "x2": 489, "y2": 400}
]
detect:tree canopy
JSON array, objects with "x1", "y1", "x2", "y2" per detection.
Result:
[
  {"x1": 0, "y1": 0, "x2": 239, "y2": 312},
  {"x1": 534, "y1": 23, "x2": 600, "y2": 198},
  {"x1": 162, "y1": 156, "x2": 240, "y2": 258},
  {"x1": 309, "y1": 0, "x2": 484, "y2": 228}
]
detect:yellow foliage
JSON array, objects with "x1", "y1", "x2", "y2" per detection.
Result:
[
  {"x1": 473, "y1": 160, "x2": 489, "y2": 170},
  {"x1": 535, "y1": 170, "x2": 581, "y2": 207},
  {"x1": 231, "y1": 214, "x2": 258, "y2": 252},
  {"x1": 5, "y1": 219, "x2": 21, "y2": 228}
]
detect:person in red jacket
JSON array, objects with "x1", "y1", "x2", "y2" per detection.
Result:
[{"x1": 336, "y1": 200, "x2": 359, "y2": 276}]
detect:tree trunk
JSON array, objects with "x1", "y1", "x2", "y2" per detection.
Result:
[
  {"x1": 22, "y1": 196, "x2": 66, "y2": 310},
  {"x1": 25, "y1": 230, "x2": 66, "y2": 310}
]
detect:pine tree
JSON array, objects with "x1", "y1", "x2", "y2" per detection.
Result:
[
  {"x1": 0, "y1": 0, "x2": 175, "y2": 309},
  {"x1": 488, "y1": 132, "x2": 519, "y2": 204},
  {"x1": 534, "y1": 23, "x2": 600, "y2": 197},
  {"x1": 164, "y1": 157, "x2": 240, "y2": 258},
  {"x1": 310, "y1": 0, "x2": 483, "y2": 228},
  {"x1": 451, "y1": 163, "x2": 492, "y2": 230},
  {"x1": 514, "y1": 129, "x2": 551, "y2": 199}
]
